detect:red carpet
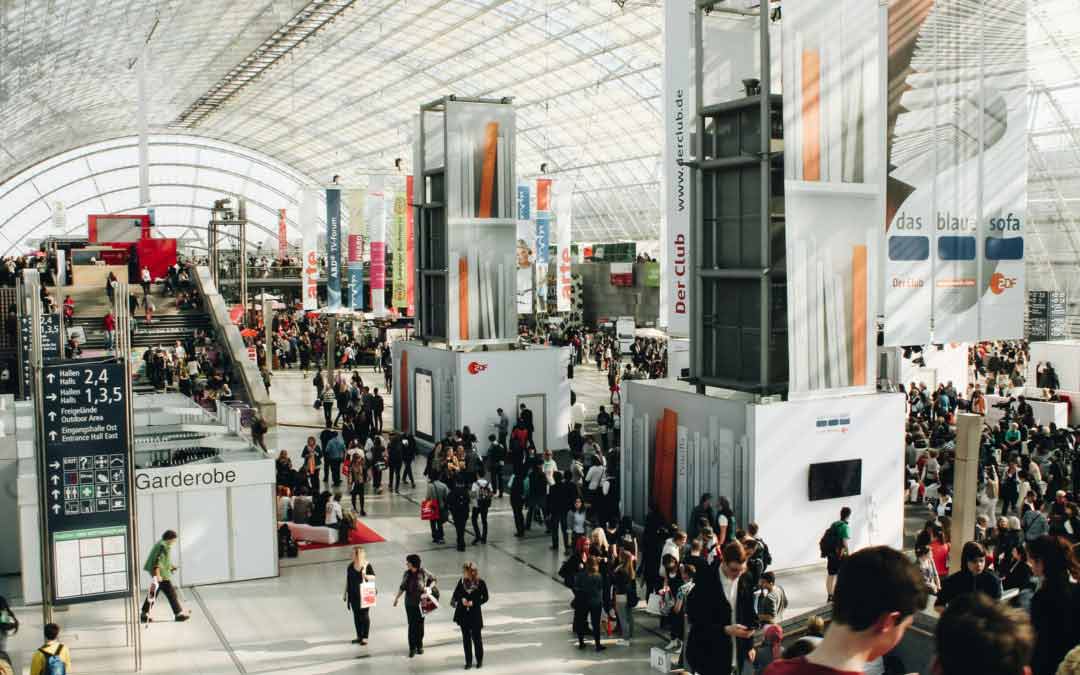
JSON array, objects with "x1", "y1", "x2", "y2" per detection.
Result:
[{"x1": 297, "y1": 521, "x2": 386, "y2": 551}]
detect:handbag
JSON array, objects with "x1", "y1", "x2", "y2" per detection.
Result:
[
  {"x1": 313, "y1": 399, "x2": 321, "y2": 410},
  {"x1": 420, "y1": 585, "x2": 439, "y2": 615},
  {"x1": 360, "y1": 581, "x2": 377, "y2": 608},
  {"x1": 420, "y1": 498, "x2": 440, "y2": 521}
]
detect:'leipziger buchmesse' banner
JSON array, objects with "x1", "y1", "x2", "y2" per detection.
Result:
[
  {"x1": 883, "y1": 0, "x2": 1027, "y2": 345},
  {"x1": 555, "y1": 181, "x2": 573, "y2": 313}
]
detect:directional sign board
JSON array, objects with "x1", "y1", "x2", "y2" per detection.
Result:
[
  {"x1": 42, "y1": 358, "x2": 131, "y2": 604},
  {"x1": 40, "y1": 313, "x2": 61, "y2": 360},
  {"x1": 19, "y1": 315, "x2": 31, "y2": 399}
]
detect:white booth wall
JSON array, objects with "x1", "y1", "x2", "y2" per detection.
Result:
[
  {"x1": 1026, "y1": 341, "x2": 1080, "y2": 425},
  {"x1": 620, "y1": 381, "x2": 906, "y2": 572},
  {"x1": 749, "y1": 393, "x2": 906, "y2": 569},
  {"x1": 884, "y1": 343, "x2": 970, "y2": 393},
  {"x1": 393, "y1": 342, "x2": 572, "y2": 451}
]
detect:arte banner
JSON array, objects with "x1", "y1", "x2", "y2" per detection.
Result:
[
  {"x1": 277, "y1": 208, "x2": 287, "y2": 261},
  {"x1": 300, "y1": 188, "x2": 319, "y2": 311},
  {"x1": 661, "y1": 0, "x2": 691, "y2": 336},
  {"x1": 406, "y1": 174, "x2": 416, "y2": 316},
  {"x1": 368, "y1": 176, "x2": 387, "y2": 316},
  {"x1": 884, "y1": 0, "x2": 1026, "y2": 344},
  {"x1": 391, "y1": 190, "x2": 408, "y2": 308},
  {"x1": 555, "y1": 181, "x2": 572, "y2": 313},
  {"x1": 325, "y1": 188, "x2": 342, "y2": 309},
  {"x1": 782, "y1": 0, "x2": 883, "y2": 394},
  {"x1": 344, "y1": 188, "x2": 365, "y2": 310},
  {"x1": 515, "y1": 183, "x2": 534, "y2": 314}
]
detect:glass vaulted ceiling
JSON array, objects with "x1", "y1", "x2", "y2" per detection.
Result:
[
  {"x1": 0, "y1": 0, "x2": 663, "y2": 245},
  {"x1": 4, "y1": 0, "x2": 1080, "y2": 271}
]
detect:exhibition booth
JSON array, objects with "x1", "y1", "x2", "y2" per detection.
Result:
[
  {"x1": 1028, "y1": 340, "x2": 1080, "y2": 425},
  {"x1": 17, "y1": 393, "x2": 276, "y2": 603},
  {"x1": 391, "y1": 341, "x2": 572, "y2": 452},
  {"x1": 879, "y1": 343, "x2": 971, "y2": 394},
  {"x1": 620, "y1": 380, "x2": 906, "y2": 571}
]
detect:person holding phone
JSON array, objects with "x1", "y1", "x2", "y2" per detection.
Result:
[
  {"x1": 451, "y1": 561, "x2": 489, "y2": 669},
  {"x1": 685, "y1": 541, "x2": 758, "y2": 674}
]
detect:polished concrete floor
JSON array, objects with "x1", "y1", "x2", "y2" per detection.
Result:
[{"x1": 3, "y1": 360, "x2": 838, "y2": 674}]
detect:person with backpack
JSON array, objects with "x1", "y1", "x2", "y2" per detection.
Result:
[
  {"x1": 471, "y1": 469, "x2": 493, "y2": 544},
  {"x1": 30, "y1": 623, "x2": 70, "y2": 675},
  {"x1": 426, "y1": 474, "x2": 449, "y2": 544},
  {"x1": 448, "y1": 476, "x2": 472, "y2": 552},
  {"x1": 547, "y1": 471, "x2": 574, "y2": 551},
  {"x1": 821, "y1": 506, "x2": 852, "y2": 602}
]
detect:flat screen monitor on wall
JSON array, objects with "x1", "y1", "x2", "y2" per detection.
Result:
[
  {"x1": 414, "y1": 369, "x2": 434, "y2": 441},
  {"x1": 808, "y1": 459, "x2": 862, "y2": 501}
]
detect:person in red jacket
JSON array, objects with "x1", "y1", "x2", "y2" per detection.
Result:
[{"x1": 103, "y1": 310, "x2": 116, "y2": 353}]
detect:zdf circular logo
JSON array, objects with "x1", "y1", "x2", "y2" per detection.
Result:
[
  {"x1": 467, "y1": 361, "x2": 488, "y2": 375},
  {"x1": 989, "y1": 272, "x2": 1017, "y2": 295}
]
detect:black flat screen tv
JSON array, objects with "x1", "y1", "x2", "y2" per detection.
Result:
[{"x1": 808, "y1": 459, "x2": 862, "y2": 501}]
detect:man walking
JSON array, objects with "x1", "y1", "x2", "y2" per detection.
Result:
[
  {"x1": 372, "y1": 388, "x2": 385, "y2": 433},
  {"x1": 494, "y1": 408, "x2": 509, "y2": 447},
  {"x1": 596, "y1": 406, "x2": 611, "y2": 454},
  {"x1": 486, "y1": 434, "x2": 506, "y2": 497},
  {"x1": 823, "y1": 506, "x2": 852, "y2": 602},
  {"x1": 323, "y1": 429, "x2": 345, "y2": 489},
  {"x1": 30, "y1": 623, "x2": 71, "y2": 675},
  {"x1": 140, "y1": 530, "x2": 191, "y2": 623}
]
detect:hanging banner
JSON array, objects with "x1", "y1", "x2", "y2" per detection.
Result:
[
  {"x1": 277, "y1": 209, "x2": 288, "y2": 261},
  {"x1": 515, "y1": 183, "x2": 534, "y2": 314},
  {"x1": 884, "y1": 0, "x2": 1026, "y2": 344},
  {"x1": 556, "y1": 182, "x2": 572, "y2": 313},
  {"x1": 325, "y1": 188, "x2": 342, "y2": 309},
  {"x1": 535, "y1": 178, "x2": 552, "y2": 311},
  {"x1": 392, "y1": 191, "x2": 408, "y2": 308},
  {"x1": 300, "y1": 188, "x2": 319, "y2": 311},
  {"x1": 345, "y1": 189, "x2": 365, "y2": 311},
  {"x1": 661, "y1": 0, "x2": 691, "y2": 336},
  {"x1": 406, "y1": 175, "x2": 416, "y2": 317},
  {"x1": 782, "y1": 0, "x2": 883, "y2": 394},
  {"x1": 368, "y1": 176, "x2": 387, "y2": 316}
]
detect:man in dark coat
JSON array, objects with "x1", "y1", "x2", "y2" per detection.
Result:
[{"x1": 685, "y1": 541, "x2": 758, "y2": 675}]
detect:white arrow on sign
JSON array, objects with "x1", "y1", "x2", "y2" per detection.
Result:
[
  {"x1": 46, "y1": 373, "x2": 55, "y2": 383},
  {"x1": 51, "y1": 504, "x2": 60, "y2": 514},
  {"x1": 48, "y1": 431, "x2": 57, "y2": 441},
  {"x1": 48, "y1": 461, "x2": 59, "y2": 469},
  {"x1": 51, "y1": 489, "x2": 59, "y2": 500},
  {"x1": 49, "y1": 475, "x2": 59, "y2": 486},
  {"x1": 46, "y1": 394, "x2": 57, "y2": 401},
  {"x1": 47, "y1": 411, "x2": 56, "y2": 421}
]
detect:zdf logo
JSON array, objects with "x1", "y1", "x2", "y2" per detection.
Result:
[
  {"x1": 466, "y1": 362, "x2": 488, "y2": 375},
  {"x1": 989, "y1": 272, "x2": 1017, "y2": 295}
]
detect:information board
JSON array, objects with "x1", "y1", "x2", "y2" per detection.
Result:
[
  {"x1": 19, "y1": 315, "x2": 31, "y2": 398},
  {"x1": 1028, "y1": 291, "x2": 1068, "y2": 342},
  {"x1": 41, "y1": 313, "x2": 61, "y2": 359},
  {"x1": 42, "y1": 358, "x2": 131, "y2": 604}
]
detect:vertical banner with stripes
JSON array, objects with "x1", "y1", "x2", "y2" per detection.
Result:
[
  {"x1": 301, "y1": 188, "x2": 320, "y2": 311},
  {"x1": 535, "y1": 178, "x2": 552, "y2": 312},
  {"x1": 392, "y1": 190, "x2": 408, "y2": 308},
  {"x1": 555, "y1": 182, "x2": 573, "y2": 313},
  {"x1": 345, "y1": 188, "x2": 365, "y2": 311},
  {"x1": 368, "y1": 176, "x2": 387, "y2": 316},
  {"x1": 277, "y1": 209, "x2": 287, "y2": 261},
  {"x1": 782, "y1": 0, "x2": 883, "y2": 394},
  {"x1": 325, "y1": 188, "x2": 342, "y2": 309},
  {"x1": 884, "y1": 0, "x2": 1026, "y2": 344},
  {"x1": 406, "y1": 175, "x2": 416, "y2": 316},
  {"x1": 516, "y1": 183, "x2": 534, "y2": 314}
]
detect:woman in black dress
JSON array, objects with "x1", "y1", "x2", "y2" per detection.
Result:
[
  {"x1": 343, "y1": 546, "x2": 375, "y2": 645},
  {"x1": 451, "y1": 561, "x2": 489, "y2": 669}
]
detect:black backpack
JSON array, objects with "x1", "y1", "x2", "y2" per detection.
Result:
[{"x1": 819, "y1": 523, "x2": 840, "y2": 559}]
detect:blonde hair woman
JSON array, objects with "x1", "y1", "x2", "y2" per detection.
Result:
[
  {"x1": 450, "y1": 561, "x2": 489, "y2": 669},
  {"x1": 343, "y1": 546, "x2": 376, "y2": 645}
]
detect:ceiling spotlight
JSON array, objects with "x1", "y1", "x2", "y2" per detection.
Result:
[
  {"x1": 394, "y1": 157, "x2": 403, "y2": 171},
  {"x1": 540, "y1": 162, "x2": 548, "y2": 174}
]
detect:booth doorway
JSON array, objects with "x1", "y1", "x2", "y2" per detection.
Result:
[{"x1": 517, "y1": 394, "x2": 546, "y2": 451}]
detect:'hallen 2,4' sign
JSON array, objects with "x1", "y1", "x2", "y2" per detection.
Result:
[{"x1": 42, "y1": 358, "x2": 132, "y2": 604}]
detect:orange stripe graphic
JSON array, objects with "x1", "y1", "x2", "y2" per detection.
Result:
[
  {"x1": 459, "y1": 257, "x2": 469, "y2": 340},
  {"x1": 801, "y1": 49, "x2": 821, "y2": 182},
  {"x1": 852, "y1": 245, "x2": 868, "y2": 385},
  {"x1": 478, "y1": 122, "x2": 499, "y2": 217}
]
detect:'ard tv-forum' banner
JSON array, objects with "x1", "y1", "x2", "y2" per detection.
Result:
[{"x1": 884, "y1": 0, "x2": 1027, "y2": 345}]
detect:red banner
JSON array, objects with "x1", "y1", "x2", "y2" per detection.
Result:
[
  {"x1": 406, "y1": 175, "x2": 415, "y2": 317},
  {"x1": 278, "y1": 209, "x2": 287, "y2": 261},
  {"x1": 536, "y1": 178, "x2": 552, "y2": 211}
]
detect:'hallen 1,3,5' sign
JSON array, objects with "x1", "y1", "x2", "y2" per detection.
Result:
[
  {"x1": 20, "y1": 314, "x2": 61, "y2": 398},
  {"x1": 42, "y1": 358, "x2": 131, "y2": 604}
]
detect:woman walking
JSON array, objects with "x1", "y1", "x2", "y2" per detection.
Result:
[
  {"x1": 573, "y1": 557, "x2": 606, "y2": 651},
  {"x1": 348, "y1": 445, "x2": 367, "y2": 516},
  {"x1": 1027, "y1": 535, "x2": 1080, "y2": 675},
  {"x1": 451, "y1": 561, "x2": 489, "y2": 669},
  {"x1": 611, "y1": 548, "x2": 636, "y2": 641},
  {"x1": 343, "y1": 547, "x2": 376, "y2": 645},
  {"x1": 393, "y1": 554, "x2": 437, "y2": 658}
]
